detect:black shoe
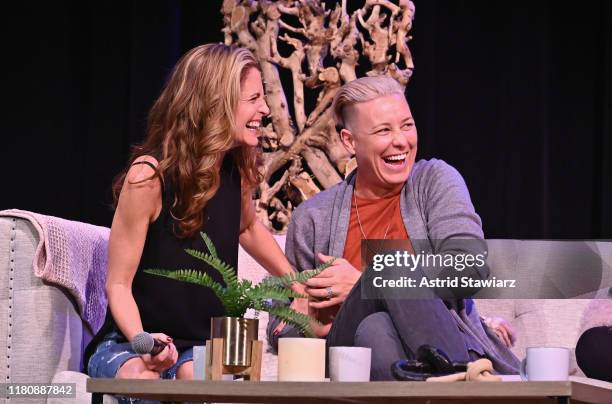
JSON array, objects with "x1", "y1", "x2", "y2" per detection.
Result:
[{"x1": 391, "y1": 345, "x2": 469, "y2": 381}]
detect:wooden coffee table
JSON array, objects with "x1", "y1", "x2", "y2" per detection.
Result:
[{"x1": 87, "y1": 376, "x2": 612, "y2": 404}]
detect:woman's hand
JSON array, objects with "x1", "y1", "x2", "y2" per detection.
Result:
[
  {"x1": 483, "y1": 316, "x2": 516, "y2": 347},
  {"x1": 139, "y1": 333, "x2": 178, "y2": 372},
  {"x1": 289, "y1": 296, "x2": 310, "y2": 316},
  {"x1": 303, "y1": 253, "x2": 361, "y2": 309},
  {"x1": 273, "y1": 298, "x2": 334, "y2": 338},
  {"x1": 310, "y1": 322, "x2": 332, "y2": 338},
  {"x1": 272, "y1": 294, "x2": 310, "y2": 336}
]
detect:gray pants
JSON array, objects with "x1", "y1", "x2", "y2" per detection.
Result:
[
  {"x1": 351, "y1": 312, "x2": 482, "y2": 380},
  {"x1": 327, "y1": 281, "x2": 484, "y2": 380},
  {"x1": 353, "y1": 312, "x2": 406, "y2": 380}
]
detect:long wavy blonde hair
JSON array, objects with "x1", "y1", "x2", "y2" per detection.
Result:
[{"x1": 113, "y1": 44, "x2": 263, "y2": 237}]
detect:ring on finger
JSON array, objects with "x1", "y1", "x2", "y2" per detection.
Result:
[{"x1": 326, "y1": 286, "x2": 335, "y2": 299}]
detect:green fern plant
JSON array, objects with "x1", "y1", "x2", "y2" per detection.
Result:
[{"x1": 144, "y1": 232, "x2": 334, "y2": 337}]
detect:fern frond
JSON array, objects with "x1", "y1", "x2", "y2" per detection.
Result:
[
  {"x1": 147, "y1": 239, "x2": 330, "y2": 324},
  {"x1": 144, "y1": 268, "x2": 226, "y2": 300},
  {"x1": 268, "y1": 304, "x2": 321, "y2": 338},
  {"x1": 260, "y1": 258, "x2": 336, "y2": 289},
  {"x1": 246, "y1": 285, "x2": 305, "y2": 303},
  {"x1": 200, "y1": 232, "x2": 218, "y2": 259},
  {"x1": 184, "y1": 248, "x2": 239, "y2": 289},
  {"x1": 224, "y1": 298, "x2": 249, "y2": 317}
]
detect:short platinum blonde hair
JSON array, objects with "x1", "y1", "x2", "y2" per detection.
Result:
[{"x1": 332, "y1": 76, "x2": 405, "y2": 128}]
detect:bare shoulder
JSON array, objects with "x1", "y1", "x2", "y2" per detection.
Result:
[
  {"x1": 124, "y1": 155, "x2": 162, "y2": 193},
  {"x1": 115, "y1": 155, "x2": 163, "y2": 223}
]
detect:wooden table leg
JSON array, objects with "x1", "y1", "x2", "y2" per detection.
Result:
[
  {"x1": 247, "y1": 340, "x2": 263, "y2": 381},
  {"x1": 205, "y1": 339, "x2": 224, "y2": 381}
]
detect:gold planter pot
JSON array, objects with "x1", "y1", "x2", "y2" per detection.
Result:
[{"x1": 210, "y1": 317, "x2": 259, "y2": 367}]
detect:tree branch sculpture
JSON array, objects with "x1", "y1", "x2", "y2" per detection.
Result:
[{"x1": 221, "y1": 0, "x2": 415, "y2": 232}]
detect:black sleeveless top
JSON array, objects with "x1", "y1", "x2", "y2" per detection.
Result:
[{"x1": 84, "y1": 155, "x2": 241, "y2": 368}]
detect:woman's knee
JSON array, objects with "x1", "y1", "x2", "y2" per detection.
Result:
[
  {"x1": 116, "y1": 358, "x2": 160, "y2": 380},
  {"x1": 355, "y1": 312, "x2": 396, "y2": 346},
  {"x1": 354, "y1": 312, "x2": 406, "y2": 381},
  {"x1": 176, "y1": 360, "x2": 194, "y2": 380}
]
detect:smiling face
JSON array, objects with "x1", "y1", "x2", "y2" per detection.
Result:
[
  {"x1": 340, "y1": 93, "x2": 418, "y2": 198},
  {"x1": 234, "y1": 67, "x2": 270, "y2": 147}
]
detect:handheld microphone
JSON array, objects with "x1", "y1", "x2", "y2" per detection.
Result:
[{"x1": 131, "y1": 332, "x2": 168, "y2": 356}]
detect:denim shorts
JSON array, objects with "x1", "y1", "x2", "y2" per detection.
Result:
[{"x1": 87, "y1": 331, "x2": 194, "y2": 380}]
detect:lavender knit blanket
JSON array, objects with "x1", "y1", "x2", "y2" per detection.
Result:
[{"x1": 0, "y1": 209, "x2": 109, "y2": 333}]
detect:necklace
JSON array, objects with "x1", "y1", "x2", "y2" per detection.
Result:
[{"x1": 353, "y1": 188, "x2": 397, "y2": 254}]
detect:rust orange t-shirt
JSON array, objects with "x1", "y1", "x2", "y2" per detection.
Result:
[
  {"x1": 343, "y1": 191, "x2": 413, "y2": 271},
  {"x1": 313, "y1": 192, "x2": 414, "y2": 328}
]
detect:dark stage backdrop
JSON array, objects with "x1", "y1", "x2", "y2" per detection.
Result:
[{"x1": 4, "y1": 1, "x2": 611, "y2": 239}]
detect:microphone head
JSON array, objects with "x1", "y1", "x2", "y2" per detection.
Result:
[{"x1": 131, "y1": 332, "x2": 154, "y2": 355}]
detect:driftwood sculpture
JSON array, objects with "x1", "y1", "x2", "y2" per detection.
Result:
[{"x1": 221, "y1": 0, "x2": 415, "y2": 232}]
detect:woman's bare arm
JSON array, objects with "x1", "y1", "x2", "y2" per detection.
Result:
[
  {"x1": 238, "y1": 189, "x2": 303, "y2": 291},
  {"x1": 106, "y1": 156, "x2": 162, "y2": 341}
]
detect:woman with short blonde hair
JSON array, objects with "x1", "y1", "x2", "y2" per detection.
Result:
[{"x1": 332, "y1": 75, "x2": 405, "y2": 129}]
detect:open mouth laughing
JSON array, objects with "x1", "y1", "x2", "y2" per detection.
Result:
[{"x1": 382, "y1": 152, "x2": 407, "y2": 166}]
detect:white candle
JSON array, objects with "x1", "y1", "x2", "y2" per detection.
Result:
[{"x1": 277, "y1": 338, "x2": 326, "y2": 381}]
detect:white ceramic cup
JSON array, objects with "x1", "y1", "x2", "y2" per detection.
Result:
[
  {"x1": 277, "y1": 338, "x2": 326, "y2": 381},
  {"x1": 520, "y1": 347, "x2": 570, "y2": 381},
  {"x1": 192, "y1": 346, "x2": 206, "y2": 380},
  {"x1": 329, "y1": 346, "x2": 372, "y2": 382}
]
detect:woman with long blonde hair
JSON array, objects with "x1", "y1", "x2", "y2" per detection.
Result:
[{"x1": 85, "y1": 44, "x2": 307, "y2": 385}]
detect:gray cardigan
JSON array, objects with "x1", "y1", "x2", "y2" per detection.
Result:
[{"x1": 270, "y1": 158, "x2": 520, "y2": 374}]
